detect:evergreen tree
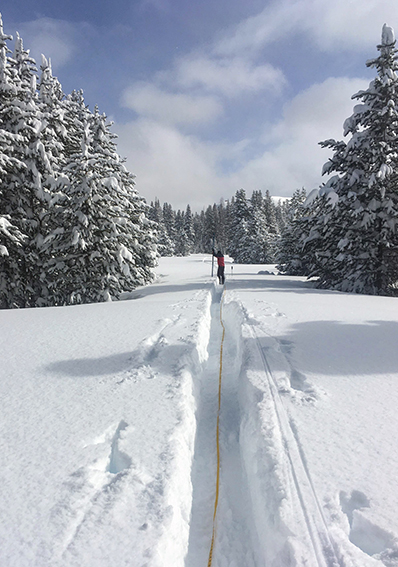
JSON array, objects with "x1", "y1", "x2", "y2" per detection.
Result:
[
  {"x1": 149, "y1": 199, "x2": 174, "y2": 256},
  {"x1": 148, "y1": 198, "x2": 162, "y2": 224},
  {"x1": 215, "y1": 200, "x2": 228, "y2": 252},
  {"x1": 162, "y1": 202, "x2": 176, "y2": 247},
  {"x1": 171, "y1": 205, "x2": 195, "y2": 256},
  {"x1": 263, "y1": 190, "x2": 278, "y2": 235},
  {"x1": 193, "y1": 209, "x2": 205, "y2": 253},
  {"x1": 0, "y1": 20, "x2": 54, "y2": 307},
  {"x1": 306, "y1": 25, "x2": 398, "y2": 294},
  {"x1": 0, "y1": 215, "x2": 26, "y2": 301},
  {"x1": 277, "y1": 188, "x2": 308, "y2": 275},
  {"x1": 0, "y1": 16, "x2": 157, "y2": 308},
  {"x1": 38, "y1": 55, "x2": 67, "y2": 178},
  {"x1": 262, "y1": 190, "x2": 281, "y2": 261},
  {"x1": 227, "y1": 189, "x2": 251, "y2": 263},
  {"x1": 203, "y1": 204, "x2": 216, "y2": 252},
  {"x1": 42, "y1": 102, "x2": 157, "y2": 304},
  {"x1": 183, "y1": 204, "x2": 195, "y2": 252},
  {"x1": 173, "y1": 210, "x2": 187, "y2": 255},
  {"x1": 246, "y1": 190, "x2": 273, "y2": 263},
  {"x1": 274, "y1": 198, "x2": 289, "y2": 234},
  {"x1": 299, "y1": 186, "x2": 338, "y2": 282}
]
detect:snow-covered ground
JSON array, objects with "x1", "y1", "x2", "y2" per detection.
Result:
[{"x1": 1, "y1": 255, "x2": 398, "y2": 567}]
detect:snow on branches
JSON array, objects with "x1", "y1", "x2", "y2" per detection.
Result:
[
  {"x1": 302, "y1": 24, "x2": 398, "y2": 295},
  {"x1": 0, "y1": 14, "x2": 157, "y2": 308}
]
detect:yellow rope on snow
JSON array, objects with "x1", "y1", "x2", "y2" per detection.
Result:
[{"x1": 207, "y1": 287, "x2": 226, "y2": 567}]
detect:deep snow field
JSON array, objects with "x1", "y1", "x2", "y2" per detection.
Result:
[{"x1": 1, "y1": 255, "x2": 398, "y2": 567}]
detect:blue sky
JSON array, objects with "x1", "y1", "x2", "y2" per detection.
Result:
[{"x1": 2, "y1": 0, "x2": 398, "y2": 210}]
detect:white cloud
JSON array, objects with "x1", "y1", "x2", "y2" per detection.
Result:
[
  {"x1": 114, "y1": 118, "x2": 237, "y2": 210},
  {"x1": 115, "y1": 76, "x2": 369, "y2": 210},
  {"x1": 215, "y1": 0, "x2": 398, "y2": 56},
  {"x1": 120, "y1": 31, "x2": 287, "y2": 137},
  {"x1": 12, "y1": 18, "x2": 91, "y2": 68},
  {"x1": 174, "y1": 55, "x2": 286, "y2": 97},
  {"x1": 308, "y1": 0, "x2": 398, "y2": 51},
  {"x1": 270, "y1": 77, "x2": 367, "y2": 140},
  {"x1": 234, "y1": 77, "x2": 370, "y2": 194},
  {"x1": 121, "y1": 82, "x2": 223, "y2": 126},
  {"x1": 214, "y1": 1, "x2": 303, "y2": 57}
]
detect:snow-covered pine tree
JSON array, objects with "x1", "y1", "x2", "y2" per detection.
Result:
[
  {"x1": 0, "y1": 14, "x2": 157, "y2": 308},
  {"x1": 162, "y1": 202, "x2": 176, "y2": 248},
  {"x1": 193, "y1": 209, "x2": 205, "y2": 252},
  {"x1": 227, "y1": 188, "x2": 251, "y2": 263},
  {"x1": 148, "y1": 198, "x2": 175, "y2": 256},
  {"x1": 0, "y1": 215, "x2": 26, "y2": 254},
  {"x1": 308, "y1": 24, "x2": 398, "y2": 294},
  {"x1": 274, "y1": 198, "x2": 289, "y2": 234},
  {"x1": 262, "y1": 190, "x2": 281, "y2": 261},
  {"x1": 0, "y1": 214, "x2": 27, "y2": 307},
  {"x1": 298, "y1": 184, "x2": 343, "y2": 284},
  {"x1": 170, "y1": 206, "x2": 195, "y2": 256},
  {"x1": 42, "y1": 98, "x2": 157, "y2": 304},
  {"x1": 202, "y1": 204, "x2": 216, "y2": 252},
  {"x1": 0, "y1": 20, "x2": 56, "y2": 307},
  {"x1": 277, "y1": 187, "x2": 309, "y2": 275},
  {"x1": 262, "y1": 190, "x2": 278, "y2": 234},
  {"x1": 215, "y1": 200, "x2": 229, "y2": 253},
  {"x1": 183, "y1": 204, "x2": 195, "y2": 252},
  {"x1": 246, "y1": 190, "x2": 273, "y2": 263},
  {"x1": 38, "y1": 56, "x2": 68, "y2": 177},
  {"x1": 0, "y1": 19, "x2": 27, "y2": 306},
  {"x1": 148, "y1": 199, "x2": 162, "y2": 224},
  {"x1": 174, "y1": 210, "x2": 187, "y2": 255}
]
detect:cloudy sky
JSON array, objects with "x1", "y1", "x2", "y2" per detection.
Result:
[{"x1": 2, "y1": 1, "x2": 398, "y2": 210}]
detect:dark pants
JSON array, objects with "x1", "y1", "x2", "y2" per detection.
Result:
[{"x1": 217, "y1": 266, "x2": 225, "y2": 284}]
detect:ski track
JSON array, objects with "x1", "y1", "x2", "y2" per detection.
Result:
[
  {"x1": 48, "y1": 290, "x2": 212, "y2": 567},
  {"x1": 185, "y1": 285, "x2": 380, "y2": 567},
  {"x1": 43, "y1": 279, "x2": 393, "y2": 566},
  {"x1": 253, "y1": 325, "x2": 341, "y2": 566},
  {"x1": 224, "y1": 293, "x2": 389, "y2": 567},
  {"x1": 185, "y1": 287, "x2": 258, "y2": 567},
  {"x1": 185, "y1": 286, "x2": 343, "y2": 567}
]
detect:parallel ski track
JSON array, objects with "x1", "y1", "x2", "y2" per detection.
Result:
[{"x1": 249, "y1": 323, "x2": 344, "y2": 567}]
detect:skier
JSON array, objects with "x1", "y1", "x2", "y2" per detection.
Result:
[{"x1": 212, "y1": 249, "x2": 225, "y2": 284}]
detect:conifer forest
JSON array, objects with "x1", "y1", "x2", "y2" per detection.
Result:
[{"x1": 1, "y1": 15, "x2": 398, "y2": 307}]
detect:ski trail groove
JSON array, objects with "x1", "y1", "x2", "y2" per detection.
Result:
[
  {"x1": 207, "y1": 288, "x2": 225, "y2": 567},
  {"x1": 250, "y1": 323, "x2": 343, "y2": 567},
  {"x1": 185, "y1": 288, "x2": 258, "y2": 567}
]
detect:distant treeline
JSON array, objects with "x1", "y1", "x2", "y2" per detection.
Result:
[{"x1": 148, "y1": 188, "x2": 300, "y2": 264}]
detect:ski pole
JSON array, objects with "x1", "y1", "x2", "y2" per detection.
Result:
[{"x1": 211, "y1": 235, "x2": 215, "y2": 277}]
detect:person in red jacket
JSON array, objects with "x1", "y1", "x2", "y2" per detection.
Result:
[{"x1": 212, "y1": 248, "x2": 225, "y2": 284}]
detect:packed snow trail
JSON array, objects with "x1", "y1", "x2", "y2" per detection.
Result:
[
  {"x1": 206, "y1": 287, "x2": 224, "y2": 567},
  {"x1": 185, "y1": 280, "x2": 386, "y2": 567},
  {"x1": 185, "y1": 286, "x2": 258, "y2": 567},
  {"x1": 2, "y1": 256, "x2": 398, "y2": 566},
  {"x1": 221, "y1": 279, "x2": 394, "y2": 567},
  {"x1": 186, "y1": 284, "x2": 340, "y2": 567}
]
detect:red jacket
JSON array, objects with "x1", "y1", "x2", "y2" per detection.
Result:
[{"x1": 213, "y1": 251, "x2": 225, "y2": 267}]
